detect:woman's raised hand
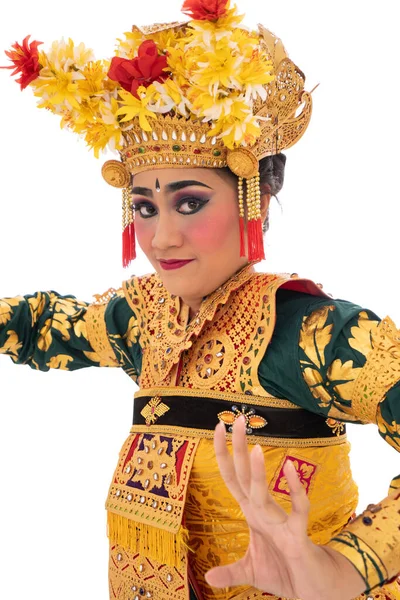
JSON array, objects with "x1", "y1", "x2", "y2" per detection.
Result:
[{"x1": 205, "y1": 417, "x2": 366, "y2": 600}]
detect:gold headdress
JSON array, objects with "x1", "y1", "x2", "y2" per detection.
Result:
[{"x1": 2, "y1": 0, "x2": 313, "y2": 267}]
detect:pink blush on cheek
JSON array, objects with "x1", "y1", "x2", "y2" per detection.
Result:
[
  {"x1": 186, "y1": 213, "x2": 234, "y2": 253},
  {"x1": 134, "y1": 221, "x2": 153, "y2": 255}
]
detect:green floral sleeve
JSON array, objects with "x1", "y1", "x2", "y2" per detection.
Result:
[
  {"x1": 259, "y1": 290, "x2": 400, "y2": 592},
  {"x1": 0, "y1": 289, "x2": 141, "y2": 379}
]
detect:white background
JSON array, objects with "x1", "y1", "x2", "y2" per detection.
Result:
[{"x1": 0, "y1": 1, "x2": 399, "y2": 598}]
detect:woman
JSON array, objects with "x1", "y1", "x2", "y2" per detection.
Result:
[{"x1": 0, "y1": 1, "x2": 395, "y2": 597}]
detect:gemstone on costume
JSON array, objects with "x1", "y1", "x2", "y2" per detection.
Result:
[
  {"x1": 127, "y1": 493, "x2": 133, "y2": 501},
  {"x1": 115, "y1": 489, "x2": 121, "y2": 497},
  {"x1": 140, "y1": 496, "x2": 146, "y2": 504},
  {"x1": 213, "y1": 149, "x2": 221, "y2": 156},
  {"x1": 117, "y1": 553, "x2": 123, "y2": 561},
  {"x1": 138, "y1": 147, "x2": 146, "y2": 154},
  {"x1": 362, "y1": 516, "x2": 373, "y2": 526},
  {"x1": 243, "y1": 357, "x2": 250, "y2": 365},
  {"x1": 204, "y1": 354, "x2": 213, "y2": 364},
  {"x1": 193, "y1": 148, "x2": 201, "y2": 154},
  {"x1": 166, "y1": 503, "x2": 173, "y2": 511},
  {"x1": 172, "y1": 144, "x2": 181, "y2": 152}
]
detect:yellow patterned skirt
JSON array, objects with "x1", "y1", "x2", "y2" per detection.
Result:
[{"x1": 108, "y1": 438, "x2": 400, "y2": 600}]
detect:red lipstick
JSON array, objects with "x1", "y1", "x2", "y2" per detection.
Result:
[{"x1": 159, "y1": 259, "x2": 194, "y2": 270}]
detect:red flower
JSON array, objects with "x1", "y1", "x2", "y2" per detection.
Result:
[
  {"x1": 1, "y1": 35, "x2": 43, "y2": 90},
  {"x1": 181, "y1": 0, "x2": 229, "y2": 21},
  {"x1": 108, "y1": 40, "x2": 169, "y2": 97}
]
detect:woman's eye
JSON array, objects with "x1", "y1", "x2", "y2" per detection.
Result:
[
  {"x1": 133, "y1": 203, "x2": 157, "y2": 218},
  {"x1": 177, "y1": 197, "x2": 209, "y2": 215}
]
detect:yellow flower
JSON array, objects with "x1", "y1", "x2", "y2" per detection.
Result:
[
  {"x1": 191, "y1": 47, "x2": 241, "y2": 90},
  {"x1": 45, "y1": 38, "x2": 94, "y2": 69},
  {"x1": 33, "y1": 67, "x2": 84, "y2": 112},
  {"x1": 166, "y1": 45, "x2": 190, "y2": 89},
  {"x1": 32, "y1": 39, "x2": 94, "y2": 113},
  {"x1": 116, "y1": 30, "x2": 146, "y2": 59},
  {"x1": 150, "y1": 80, "x2": 189, "y2": 116},
  {"x1": 116, "y1": 87, "x2": 157, "y2": 130},
  {"x1": 209, "y1": 111, "x2": 261, "y2": 148},
  {"x1": 84, "y1": 97, "x2": 124, "y2": 157},
  {"x1": 77, "y1": 60, "x2": 108, "y2": 99},
  {"x1": 238, "y1": 55, "x2": 274, "y2": 101}
]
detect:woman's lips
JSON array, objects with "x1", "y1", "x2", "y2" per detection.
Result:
[{"x1": 159, "y1": 259, "x2": 195, "y2": 271}]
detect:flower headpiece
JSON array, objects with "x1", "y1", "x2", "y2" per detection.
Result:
[{"x1": 2, "y1": 0, "x2": 313, "y2": 267}]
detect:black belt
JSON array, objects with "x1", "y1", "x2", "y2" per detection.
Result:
[{"x1": 133, "y1": 394, "x2": 345, "y2": 439}]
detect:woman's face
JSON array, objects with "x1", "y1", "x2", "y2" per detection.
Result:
[{"x1": 131, "y1": 167, "x2": 252, "y2": 308}]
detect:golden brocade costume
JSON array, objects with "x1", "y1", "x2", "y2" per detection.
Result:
[
  {"x1": 2, "y1": 0, "x2": 400, "y2": 597},
  {"x1": 1, "y1": 265, "x2": 400, "y2": 599}
]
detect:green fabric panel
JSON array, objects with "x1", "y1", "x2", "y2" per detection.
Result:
[
  {"x1": 104, "y1": 292, "x2": 142, "y2": 381},
  {"x1": 0, "y1": 292, "x2": 98, "y2": 371}
]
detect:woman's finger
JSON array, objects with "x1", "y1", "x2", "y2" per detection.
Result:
[
  {"x1": 214, "y1": 421, "x2": 247, "y2": 503},
  {"x1": 232, "y1": 415, "x2": 252, "y2": 495},
  {"x1": 284, "y1": 460, "x2": 310, "y2": 533},
  {"x1": 249, "y1": 444, "x2": 287, "y2": 521},
  {"x1": 205, "y1": 557, "x2": 250, "y2": 589}
]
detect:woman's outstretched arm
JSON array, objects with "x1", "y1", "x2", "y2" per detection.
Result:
[{"x1": 0, "y1": 287, "x2": 141, "y2": 379}]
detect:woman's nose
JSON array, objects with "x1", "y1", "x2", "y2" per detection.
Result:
[{"x1": 151, "y1": 213, "x2": 184, "y2": 251}]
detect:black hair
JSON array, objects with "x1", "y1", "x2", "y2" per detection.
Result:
[{"x1": 220, "y1": 153, "x2": 286, "y2": 233}]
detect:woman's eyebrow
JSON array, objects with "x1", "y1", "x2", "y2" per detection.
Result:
[
  {"x1": 165, "y1": 180, "x2": 213, "y2": 193},
  {"x1": 131, "y1": 180, "x2": 213, "y2": 198}
]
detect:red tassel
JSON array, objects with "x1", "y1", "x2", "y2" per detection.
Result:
[
  {"x1": 247, "y1": 218, "x2": 265, "y2": 262},
  {"x1": 239, "y1": 216, "x2": 246, "y2": 257},
  {"x1": 122, "y1": 221, "x2": 136, "y2": 268}
]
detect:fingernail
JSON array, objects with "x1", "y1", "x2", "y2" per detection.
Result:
[{"x1": 216, "y1": 421, "x2": 226, "y2": 433}]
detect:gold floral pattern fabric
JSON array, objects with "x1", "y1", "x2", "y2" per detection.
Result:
[
  {"x1": 0, "y1": 290, "x2": 141, "y2": 379},
  {"x1": 259, "y1": 291, "x2": 400, "y2": 593},
  {"x1": 2, "y1": 275, "x2": 400, "y2": 599}
]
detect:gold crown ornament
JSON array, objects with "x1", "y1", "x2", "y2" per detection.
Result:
[{"x1": 2, "y1": 0, "x2": 313, "y2": 268}]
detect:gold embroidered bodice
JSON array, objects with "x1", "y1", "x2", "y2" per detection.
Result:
[{"x1": 123, "y1": 265, "x2": 325, "y2": 394}]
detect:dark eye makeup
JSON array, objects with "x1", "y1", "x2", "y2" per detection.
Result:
[{"x1": 133, "y1": 196, "x2": 210, "y2": 219}]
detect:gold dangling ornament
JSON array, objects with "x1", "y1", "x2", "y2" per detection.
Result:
[
  {"x1": 227, "y1": 148, "x2": 265, "y2": 262},
  {"x1": 122, "y1": 188, "x2": 136, "y2": 268}
]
